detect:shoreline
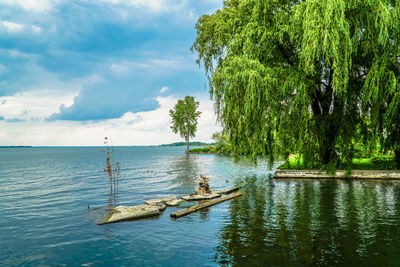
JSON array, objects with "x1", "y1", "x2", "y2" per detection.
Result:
[{"x1": 274, "y1": 169, "x2": 400, "y2": 179}]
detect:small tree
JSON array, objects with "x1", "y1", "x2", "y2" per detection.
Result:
[{"x1": 169, "y1": 96, "x2": 202, "y2": 153}]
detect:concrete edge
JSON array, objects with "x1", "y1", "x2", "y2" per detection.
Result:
[{"x1": 274, "y1": 169, "x2": 400, "y2": 179}]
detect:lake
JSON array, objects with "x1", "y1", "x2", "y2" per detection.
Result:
[{"x1": 1, "y1": 147, "x2": 400, "y2": 266}]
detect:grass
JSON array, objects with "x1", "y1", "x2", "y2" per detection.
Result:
[
  {"x1": 188, "y1": 146, "x2": 215, "y2": 154},
  {"x1": 279, "y1": 155, "x2": 397, "y2": 170}
]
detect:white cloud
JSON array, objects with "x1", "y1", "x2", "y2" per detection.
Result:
[
  {"x1": 1, "y1": 21, "x2": 23, "y2": 32},
  {"x1": 0, "y1": 95, "x2": 221, "y2": 146},
  {"x1": 0, "y1": 89, "x2": 78, "y2": 120},
  {"x1": 0, "y1": 21, "x2": 42, "y2": 34},
  {"x1": 160, "y1": 86, "x2": 169, "y2": 93},
  {"x1": 0, "y1": 48, "x2": 37, "y2": 58},
  {"x1": 0, "y1": 0, "x2": 54, "y2": 13}
]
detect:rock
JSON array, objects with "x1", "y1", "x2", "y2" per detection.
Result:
[
  {"x1": 196, "y1": 174, "x2": 211, "y2": 194},
  {"x1": 156, "y1": 202, "x2": 167, "y2": 211},
  {"x1": 144, "y1": 196, "x2": 177, "y2": 206},
  {"x1": 98, "y1": 204, "x2": 159, "y2": 225},
  {"x1": 181, "y1": 193, "x2": 221, "y2": 201},
  {"x1": 165, "y1": 199, "x2": 185, "y2": 206}
]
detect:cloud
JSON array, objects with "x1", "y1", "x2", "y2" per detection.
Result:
[
  {"x1": 160, "y1": 86, "x2": 169, "y2": 93},
  {"x1": 6, "y1": 118, "x2": 24, "y2": 122},
  {"x1": 98, "y1": 0, "x2": 188, "y2": 14},
  {"x1": 0, "y1": 21, "x2": 42, "y2": 34},
  {"x1": 0, "y1": 89, "x2": 78, "y2": 121},
  {"x1": 99, "y1": 0, "x2": 169, "y2": 12},
  {"x1": 109, "y1": 57, "x2": 195, "y2": 76},
  {"x1": 47, "y1": 53, "x2": 204, "y2": 121},
  {"x1": 0, "y1": 0, "x2": 223, "y2": 145},
  {"x1": 0, "y1": 0, "x2": 54, "y2": 13},
  {"x1": 0, "y1": 96, "x2": 221, "y2": 146}
]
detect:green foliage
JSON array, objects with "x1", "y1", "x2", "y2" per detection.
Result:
[
  {"x1": 161, "y1": 141, "x2": 215, "y2": 147},
  {"x1": 192, "y1": 0, "x2": 400, "y2": 168},
  {"x1": 189, "y1": 146, "x2": 215, "y2": 153},
  {"x1": 169, "y1": 96, "x2": 202, "y2": 152},
  {"x1": 211, "y1": 131, "x2": 233, "y2": 154},
  {"x1": 279, "y1": 154, "x2": 396, "y2": 170}
]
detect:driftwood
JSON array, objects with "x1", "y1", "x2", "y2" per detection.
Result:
[{"x1": 170, "y1": 192, "x2": 242, "y2": 218}]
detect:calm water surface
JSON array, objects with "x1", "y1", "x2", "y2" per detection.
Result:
[{"x1": 1, "y1": 147, "x2": 400, "y2": 266}]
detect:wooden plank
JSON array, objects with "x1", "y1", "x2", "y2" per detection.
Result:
[
  {"x1": 213, "y1": 187, "x2": 239, "y2": 195},
  {"x1": 181, "y1": 193, "x2": 221, "y2": 201},
  {"x1": 170, "y1": 192, "x2": 242, "y2": 218}
]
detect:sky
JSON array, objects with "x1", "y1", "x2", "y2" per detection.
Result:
[{"x1": 0, "y1": 0, "x2": 222, "y2": 146}]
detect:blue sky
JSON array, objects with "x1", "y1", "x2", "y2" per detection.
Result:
[{"x1": 0, "y1": 0, "x2": 222, "y2": 145}]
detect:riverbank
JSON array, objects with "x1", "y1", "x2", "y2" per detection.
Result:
[
  {"x1": 274, "y1": 169, "x2": 400, "y2": 179},
  {"x1": 275, "y1": 155, "x2": 400, "y2": 179}
]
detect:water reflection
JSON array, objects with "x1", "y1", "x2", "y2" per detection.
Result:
[
  {"x1": 215, "y1": 178, "x2": 400, "y2": 266},
  {"x1": 170, "y1": 154, "x2": 200, "y2": 192}
]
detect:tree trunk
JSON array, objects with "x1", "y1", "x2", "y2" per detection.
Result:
[
  {"x1": 315, "y1": 114, "x2": 338, "y2": 165},
  {"x1": 395, "y1": 149, "x2": 400, "y2": 169},
  {"x1": 186, "y1": 136, "x2": 190, "y2": 153}
]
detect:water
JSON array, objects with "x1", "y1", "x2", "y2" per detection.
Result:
[{"x1": 1, "y1": 147, "x2": 400, "y2": 266}]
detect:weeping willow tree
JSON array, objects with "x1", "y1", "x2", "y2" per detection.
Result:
[{"x1": 192, "y1": 0, "x2": 400, "y2": 168}]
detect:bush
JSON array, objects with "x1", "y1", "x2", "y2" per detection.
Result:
[{"x1": 189, "y1": 146, "x2": 214, "y2": 153}]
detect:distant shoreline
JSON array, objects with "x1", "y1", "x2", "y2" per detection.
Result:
[
  {"x1": 0, "y1": 142, "x2": 215, "y2": 148},
  {"x1": 161, "y1": 142, "x2": 216, "y2": 147},
  {"x1": 0, "y1": 146, "x2": 32, "y2": 148},
  {"x1": 0, "y1": 145, "x2": 213, "y2": 148}
]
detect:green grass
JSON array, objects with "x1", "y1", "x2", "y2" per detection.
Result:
[
  {"x1": 279, "y1": 155, "x2": 397, "y2": 170},
  {"x1": 188, "y1": 146, "x2": 215, "y2": 153}
]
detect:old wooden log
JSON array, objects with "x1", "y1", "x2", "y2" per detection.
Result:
[{"x1": 170, "y1": 192, "x2": 242, "y2": 219}]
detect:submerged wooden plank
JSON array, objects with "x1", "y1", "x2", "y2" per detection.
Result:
[
  {"x1": 274, "y1": 169, "x2": 400, "y2": 179},
  {"x1": 212, "y1": 187, "x2": 239, "y2": 195},
  {"x1": 181, "y1": 193, "x2": 221, "y2": 201},
  {"x1": 170, "y1": 192, "x2": 242, "y2": 218}
]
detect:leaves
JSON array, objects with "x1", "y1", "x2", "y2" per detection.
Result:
[
  {"x1": 169, "y1": 96, "x2": 202, "y2": 148},
  {"x1": 193, "y1": 0, "x2": 400, "y2": 167}
]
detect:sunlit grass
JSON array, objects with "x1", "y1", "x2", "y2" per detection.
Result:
[{"x1": 279, "y1": 154, "x2": 397, "y2": 170}]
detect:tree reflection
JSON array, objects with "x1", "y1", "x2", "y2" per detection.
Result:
[
  {"x1": 169, "y1": 154, "x2": 200, "y2": 194},
  {"x1": 215, "y1": 178, "x2": 400, "y2": 266}
]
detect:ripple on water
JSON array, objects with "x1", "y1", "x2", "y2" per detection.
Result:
[{"x1": 2, "y1": 147, "x2": 400, "y2": 266}]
